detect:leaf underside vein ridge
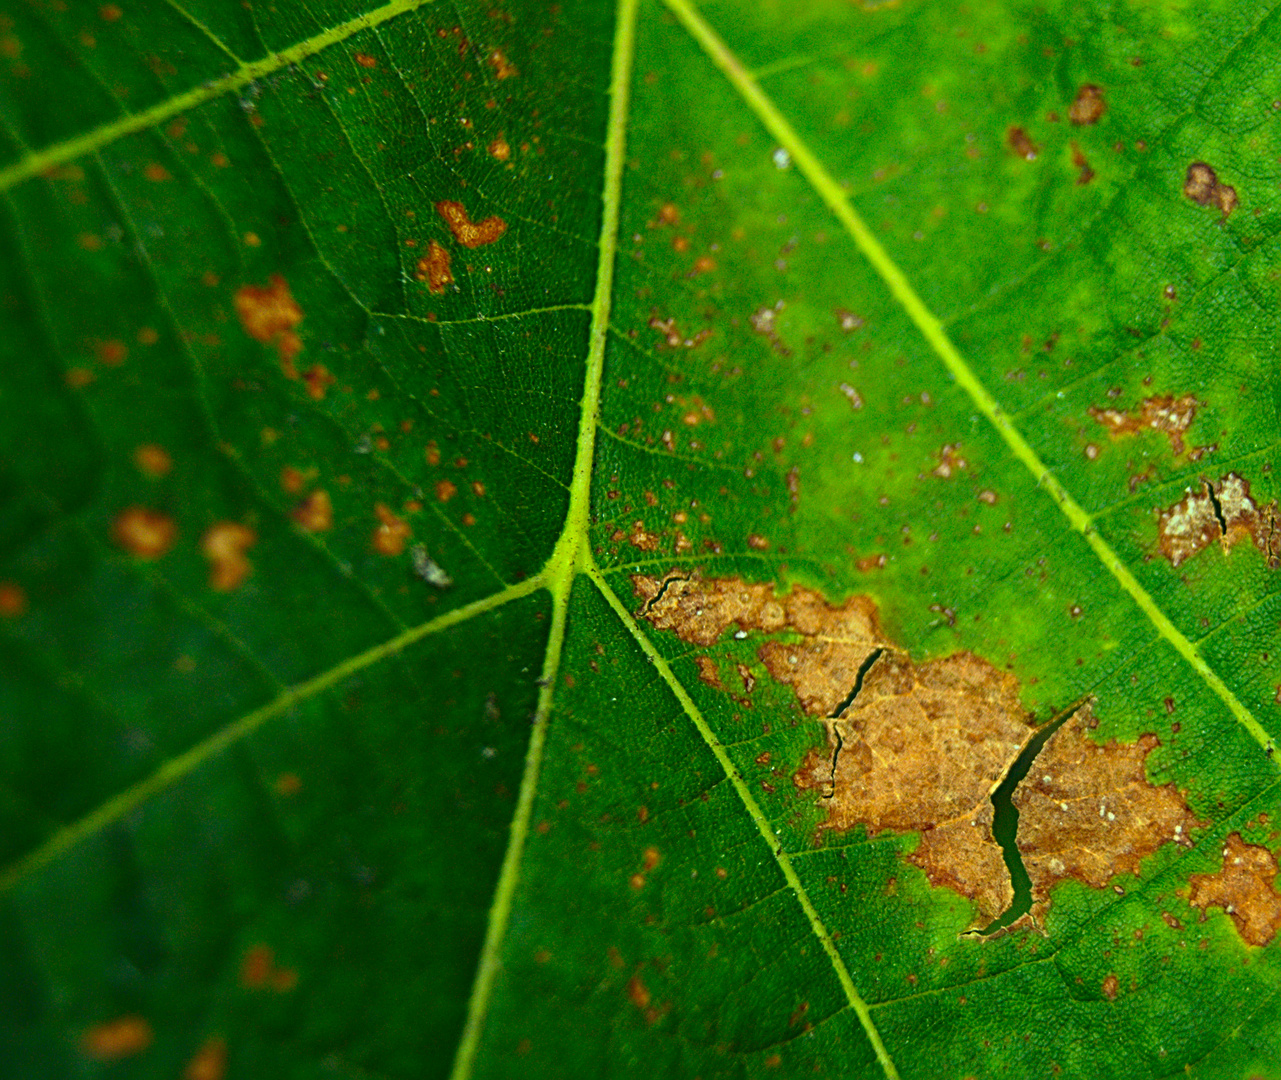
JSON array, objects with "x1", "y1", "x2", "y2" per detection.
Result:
[{"x1": 660, "y1": 0, "x2": 1276, "y2": 761}]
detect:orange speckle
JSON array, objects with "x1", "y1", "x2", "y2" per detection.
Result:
[
  {"x1": 372, "y1": 503, "x2": 411, "y2": 555},
  {"x1": 764, "y1": 1054, "x2": 782, "y2": 1069},
  {"x1": 435, "y1": 200, "x2": 507, "y2": 248},
  {"x1": 354, "y1": 51, "x2": 377, "y2": 68},
  {"x1": 471, "y1": 481, "x2": 485, "y2": 497},
  {"x1": 65, "y1": 367, "x2": 95, "y2": 388},
  {"x1": 112, "y1": 506, "x2": 177, "y2": 559},
  {"x1": 672, "y1": 235, "x2": 689, "y2": 253},
  {"x1": 425, "y1": 442, "x2": 441, "y2": 466},
  {"x1": 414, "y1": 240, "x2": 453, "y2": 294},
  {"x1": 292, "y1": 489, "x2": 333, "y2": 532},
  {"x1": 82, "y1": 1016, "x2": 152, "y2": 1060},
  {"x1": 99, "y1": 4, "x2": 123, "y2": 20},
  {"x1": 134, "y1": 444, "x2": 172, "y2": 478},
  {"x1": 629, "y1": 873, "x2": 646, "y2": 890},
  {"x1": 183, "y1": 1036, "x2": 227, "y2": 1080},
  {"x1": 200, "y1": 522, "x2": 256, "y2": 591},
  {"x1": 78, "y1": 232, "x2": 102, "y2": 251},
  {"x1": 487, "y1": 135, "x2": 510, "y2": 161},
  {"x1": 240, "y1": 944, "x2": 273, "y2": 988},
  {"x1": 280, "y1": 466, "x2": 306, "y2": 494},
  {"x1": 461, "y1": 512, "x2": 475, "y2": 526},
  {"x1": 627, "y1": 974, "x2": 650, "y2": 1010},
  {"x1": 243, "y1": 231, "x2": 261, "y2": 247},
  {"x1": 143, "y1": 162, "x2": 170, "y2": 182},
  {"x1": 270, "y1": 967, "x2": 298, "y2": 992},
  {"x1": 137, "y1": 326, "x2": 158, "y2": 345},
  {"x1": 747, "y1": 533, "x2": 769, "y2": 551},
  {"x1": 234, "y1": 275, "x2": 304, "y2": 378},
  {"x1": 274, "y1": 773, "x2": 302, "y2": 796},
  {"x1": 691, "y1": 255, "x2": 716, "y2": 274},
  {"x1": 643, "y1": 847, "x2": 660, "y2": 870},
  {"x1": 211, "y1": 151, "x2": 229, "y2": 168},
  {"x1": 657, "y1": 203, "x2": 678, "y2": 224},
  {"x1": 0, "y1": 582, "x2": 27, "y2": 618},
  {"x1": 96, "y1": 339, "x2": 128, "y2": 366},
  {"x1": 302, "y1": 364, "x2": 334, "y2": 400},
  {"x1": 487, "y1": 49, "x2": 518, "y2": 79},
  {"x1": 435, "y1": 480, "x2": 457, "y2": 502}
]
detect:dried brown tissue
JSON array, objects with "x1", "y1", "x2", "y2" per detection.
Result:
[
  {"x1": 1157, "y1": 472, "x2": 1279, "y2": 569},
  {"x1": 634, "y1": 572, "x2": 1216, "y2": 934}
]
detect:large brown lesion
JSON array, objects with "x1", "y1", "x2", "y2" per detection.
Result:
[
  {"x1": 1188, "y1": 833, "x2": 1281, "y2": 946},
  {"x1": 1157, "y1": 472, "x2": 1279, "y2": 569},
  {"x1": 634, "y1": 571, "x2": 1216, "y2": 935}
]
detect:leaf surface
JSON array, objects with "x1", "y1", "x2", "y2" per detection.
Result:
[{"x1": 3, "y1": 0, "x2": 1281, "y2": 1077}]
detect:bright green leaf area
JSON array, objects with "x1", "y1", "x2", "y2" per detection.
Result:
[{"x1": 4, "y1": 0, "x2": 1281, "y2": 1076}]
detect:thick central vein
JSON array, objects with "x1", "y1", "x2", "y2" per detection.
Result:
[
  {"x1": 0, "y1": 0, "x2": 438, "y2": 193},
  {"x1": 446, "y1": 1, "x2": 638, "y2": 1076},
  {"x1": 662, "y1": 0, "x2": 1275, "y2": 760}
]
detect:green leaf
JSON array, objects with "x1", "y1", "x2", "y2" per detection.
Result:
[{"x1": 4, "y1": 0, "x2": 1281, "y2": 1076}]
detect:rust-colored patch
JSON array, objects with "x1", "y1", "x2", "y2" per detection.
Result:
[
  {"x1": 435, "y1": 480, "x2": 457, "y2": 503},
  {"x1": 627, "y1": 974, "x2": 650, "y2": 1010},
  {"x1": 302, "y1": 364, "x2": 334, "y2": 400},
  {"x1": 201, "y1": 522, "x2": 256, "y2": 591},
  {"x1": 696, "y1": 655, "x2": 722, "y2": 689},
  {"x1": 487, "y1": 135, "x2": 511, "y2": 162},
  {"x1": 96, "y1": 339, "x2": 128, "y2": 365},
  {"x1": 1070, "y1": 140, "x2": 1094, "y2": 185},
  {"x1": 1188, "y1": 833, "x2": 1281, "y2": 946},
  {"x1": 1101, "y1": 974, "x2": 1118, "y2": 1001},
  {"x1": 274, "y1": 773, "x2": 302, "y2": 796},
  {"x1": 133, "y1": 444, "x2": 172, "y2": 478},
  {"x1": 143, "y1": 162, "x2": 170, "y2": 183},
  {"x1": 1007, "y1": 126, "x2": 1038, "y2": 161},
  {"x1": 637, "y1": 571, "x2": 1209, "y2": 929},
  {"x1": 435, "y1": 200, "x2": 506, "y2": 248},
  {"x1": 1183, "y1": 162, "x2": 1237, "y2": 217},
  {"x1": 1157, "y1": 472, "x2": 1278, "y2": 568},
  {"x1": 798, "y1": 651, "x2": 1033, "y2": 926},
  {"x1": 628, "y1": 521, "x2": 659, "y2": 551},
  {"x1": 932, "y1": 443, "x2": 967, "y2": 479},
  {"x1": 1088, "y1": 393, "x2": 1201, "y2": 456},
  {"x1": 112, "y1": 506, "x2": 177, "y2": 559},
  {"x1": 184, "y1": 1036, "x2": 227, "y2": 1080},
  {"x1": 81, "y1": 1015, "x2": 153, "y2": 1060},
  {"x1": 292, "y1": 490, "x2": 333, "y2": 532},
  {"x1": 234, "y1": 275, "x2": 303, "y2": 377},
  {"x1": 415, "y1": 240, "x2": 453, "y2": 294},
  {"x1": 487, "y1": 48, "x2": 518, "y2": 79},
  {"x1": 372, "y1": 503, "x2": 411, "y2": 555},
  {"x1": 1013, "y1": 714, "x2": 1203, "y2": 921},
  {"x1": 0, "y1": 582, "x2": 26, "y2": 617},
  {"x1": 240, "y1": 944, "x2": 273, "y2": 988},
  {"x1": 1068, "y1": 85, "x2": 1106, "y2": 126}
]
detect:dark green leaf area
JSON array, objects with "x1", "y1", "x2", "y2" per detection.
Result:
[{"x1": 6, "y1": 593, "x2": 546, "y2": 1080}]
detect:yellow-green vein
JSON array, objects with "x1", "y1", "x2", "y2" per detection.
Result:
[
  {"x1": 0, "y1": 0, "x2": 436, "y2": 194},
  {"x1": 446, "y1": 0, "x2": 638, "y2": 1074},
  {"x1": 585, "y1": 559, "x2": 902, "y2": 1080},
  {"x1": 664, "y1": 0, "x2": 1276, "y2": 759},
  {"x1": 0, "y1": 574, "x2": 543, "y2": 895}
]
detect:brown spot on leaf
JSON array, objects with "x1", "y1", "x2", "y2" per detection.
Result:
[
  {"x1": 1157, "y1": 473, "x2": 1278, "y2": 568},
  {"x1": 435, "y1": 200, "x2": 507, "y2": 248},
  {"x1": 1007, "y1": 126, "x2": 1038, "y2": 161},
  {"x1": 81, "y1": 1016, "x2": 153, "y2": 1060},
  {"x1": 0, "y1": 582, "x2": 26, "y2": 617},
  {"x1": 627, "y1": 974, "x2": 650, "y2": 1010},
  {"x1": 1101, "y1": 973, "x2": 1118, "y2": 1001},
  {"x1": 628, "y1": 521, "x2": 659, "y2": 551},
  {"x1": 797, "y1": 650, "x2": 1033, "y2": 927},
  {"x1": 415, "y1": 240, "x2": 453, "y2": 294},
  {"x1": 201, "y1": 522, "x2": 256, "y2": 591},
  {"x1": 292, "y1": 489, "x2": 333, "y2": 532},
  {"x1": 112, "y1": 506, "x2": 177, "y2": 559},
  {"x1": 1014, "y1": 714, "x2": 1203, "y2": 921},
  {"x1": 1068, "y1": 85, "x2": 1106, "y2": 126},
  {"x1": 487, "y1": 135, "x2": 511, "y2": 162},
  {"x1": 1089, "y1": 394, "x2": 1201, "y2": 456},
  {"x1": 133, "y1": 444, "x2": 172, "y2": 477},
  {"x1": 1070, "y1": 140, "x2": 1094, "y2": 185},
  {"x1": 487, "y1": 49, "x2": 518, "y2": 79},
  {"x1": 372, "y1": 503, "x2": 411, "y2": 555},
  {"x1": 234, "y1": 275, "x2": 303, "y2": 377},
  {"x1": 184, "y1": 1036, "x2": 227, "y2": 1080},
  {"x1": 932, "y1": 443, "x2": 967, "y2": 479},
  {"x1": 696, "y1": 655, "x2": 723, "y2": 689},
  {"x1": 1188, "y1": 833, "x2": 1281, "y2": 946},
  {"x1": 1183, "y1": 162, "x2": 1237, "y2": 217},
  {"x1": 302, "y1": 364, "x2": 334, "y2": 400}
]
